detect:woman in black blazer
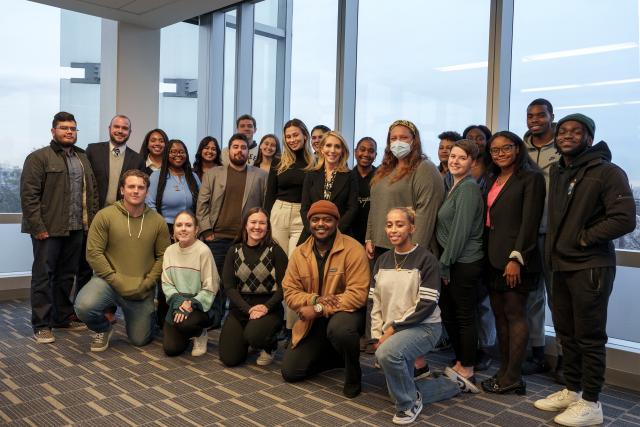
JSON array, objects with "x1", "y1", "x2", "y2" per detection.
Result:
[
  {"x1": 481, "y1": 131, "x2": 545, "y2": 395},
  {"x1": 298, "y1": 131, "x2": 358, "y2": 244}
]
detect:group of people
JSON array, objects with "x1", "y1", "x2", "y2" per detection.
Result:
[{"x1": 20, "y1": 100, "x2": 635, "y2": 426}]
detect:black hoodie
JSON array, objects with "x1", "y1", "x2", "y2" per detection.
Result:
[{"x1": 546, "y1": 141, "x2": 636, "y2": 271}]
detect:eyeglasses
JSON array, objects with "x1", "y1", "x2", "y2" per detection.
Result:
[
  {"x1": 489, "y1": 144, "x2": 515, "y2": 156},
  {"x1": 169, "y1": 150, "x2": 186, "y2": 156},
  {"x1": 55, "y1": 126, "x2": 78, "y2": 132}
]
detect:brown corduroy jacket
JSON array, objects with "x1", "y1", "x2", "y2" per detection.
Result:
[{"x1": 283, "y1": 231, "x2": 370, "y2": 348}]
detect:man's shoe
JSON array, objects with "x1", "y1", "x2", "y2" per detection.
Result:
[
  {"x1": 34, "y1": 329, "x2": 55, "y2": 344},
  {"x1": 191, "y1": 329, "x2": 208, "y2": 357},
  {"x1": 90, "y1": 329, "x2": 113, "y2": 352},
  {"x1": 256, "y1": 350, "x2": 274, "y2": 366},
  {"x1": 444, "y1": 367, "x2": 480, "y2": 394},
  {"x1": 522, "y1": 357, "x2": 550, "y2": 375},
  {"x1": 413, "y1": 363, "x2": 431, "y2": 380},
  {"x1": 343, "y1": 382, "x2": 361, "y2": 398},
  {"x1": 55, "y1": 320, "x2": 86, "y2": 331},
  {"x1": 392, "y1": 391, "x2": 423, "y2": 425},
  {"x1": 534, "y1": 388, "x2": 581, "y2": 412},
  {"x1": 554, "y1": 399, "x2": 603, "y2": 426}
]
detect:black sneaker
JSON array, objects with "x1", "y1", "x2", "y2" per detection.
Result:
[
  {"x1": 392, "y1": 391, "x2": 423, "y2": 425},
  {"x1": 522, "y1": 357, "x2": 550, "y2": 375},
  {"x1": 413, "y1": 363, "x2": 431, "y2": 380}
]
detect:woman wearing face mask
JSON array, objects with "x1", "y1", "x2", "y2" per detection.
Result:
[
  {"x1": 162, "y1": 211, "x2": 219, "y2": 357},
  {"x1": 219, "y1": 208, "x2": 287, "y2": 367},
  {"x1": 436, "y1": 140, "x2": 485, "y2": 393},
  {"x1": 254, "y1": 134, "x2": 281, "y2": 174},
  {"x1": 140, "y1": 129, "x2": 168, "y2": 174},
  {"x1": 298, "y1": 131, "x2": 358, "y2": 244},
  {"x1": 366, "y1": 120, "x2": 444, "y2": 261},
  {"x1": 481, "y1": 131, "x2": 545, "y2": 395}
]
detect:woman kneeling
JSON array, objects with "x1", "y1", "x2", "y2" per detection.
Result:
[
  {"x1": 219, "y1": 208, "x2": 288, "y2": 367},
  {"x1": 162, "y1": 211, "x2": 219, "y2": 357}
]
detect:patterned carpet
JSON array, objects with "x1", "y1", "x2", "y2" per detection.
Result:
[{"x1": 0, "y1": 299, "x2": 639, "y2": 426}]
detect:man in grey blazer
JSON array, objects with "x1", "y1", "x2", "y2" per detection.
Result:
[{"x1": 196, "y1": 133, "x2": 268, "y2": 327}]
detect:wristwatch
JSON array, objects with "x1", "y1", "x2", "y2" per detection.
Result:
[{"x1": 313, "y1": 303, "x2": 324, "y2": 314}]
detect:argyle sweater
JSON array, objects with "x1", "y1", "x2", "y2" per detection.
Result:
[
  {"x1": 369, "y1": 244, "x2": 441, "y2": 339},
  {"x1": 223, "y1": 242, "x2": 288, "y2": 314}
]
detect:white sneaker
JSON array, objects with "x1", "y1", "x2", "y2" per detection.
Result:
[
  {"x1": 535, "y1": 388, "x2": 582, "y2": 411},
  {"x1": 554, "y1": 399, "x2": 603, "y2": 426},
  {"x1": 256, "y1": 350, "x2": 274, "y2": 366},
  {"x1": 392, "y1": 391, "x2": 423, "y2": 425},
  {"x1": 191, "y1": 329, "x2": 208, "y2": 357}
]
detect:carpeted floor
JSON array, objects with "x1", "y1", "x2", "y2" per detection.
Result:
[{"x1": 0, "y1": 299, "x2": 639, "y2": 426}]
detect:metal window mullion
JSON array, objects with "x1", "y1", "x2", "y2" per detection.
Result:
[
  {"x1": 197, "y1": 12, "x2": 225, "y2": 141},
  {"x1": 235, "y1": 2, "x2": 255, "y2": 118},
  {"x1": 486, "y1": 0, "x2": 514, "y2": 132},
  {"x1": 275, "y1": 0, "x2": 291, "y2": 133},
  {"x1": 334, "y1": 0, "x2": 359, "y2": 166}
]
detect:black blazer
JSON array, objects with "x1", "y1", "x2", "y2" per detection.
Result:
[
  {"x1": 298, "y1": 169, "x2": 359, "y2": 245},
  {"x1": 86, "y1": 141, "x2": 146, "y2": 208},
  {"x1": 485, "y1": 168, "x2": 545, "y2": 272}
]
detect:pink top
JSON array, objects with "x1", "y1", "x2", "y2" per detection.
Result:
[{"x1": 486, "y1": 180, "x2": 504, "y2": 227}]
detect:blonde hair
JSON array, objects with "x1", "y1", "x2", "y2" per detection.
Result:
[
  {"x1": 388, "y1": 206, "x2": 416, "y2": 225},
  {"x1": 305, "y1": 131, "x2": 350, "y2": 173},
  {"x1": 277, "y1": 118, "x2": 314, "y2": 175}
]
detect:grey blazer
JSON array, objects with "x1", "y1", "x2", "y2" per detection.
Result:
[{"x1": 196, "y1": 164, "x2": 268, "y2": 235}]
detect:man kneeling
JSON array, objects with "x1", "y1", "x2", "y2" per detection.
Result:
[
  {"x1": 75, "y1": 169, "x2": 170, "y2": 351},
  {"x1": 281, "y1": 201, "x2": 369, "y2": 398}
]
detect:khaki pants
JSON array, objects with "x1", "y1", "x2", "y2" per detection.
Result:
[{"x1": 270, "y1": 199, "x2": 304, "y2": 328}]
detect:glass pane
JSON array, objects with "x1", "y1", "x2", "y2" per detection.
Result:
[
  {"x1": 159, "y1": 21, "x2": 199, "y2": 156},
  {"x1": 510, "y1": 0, "x2": 640, "y2": 251},
  {"x1": 223, "y1": 21, "x2": 237, "y2": 147},
  {"x1": 289, "y1": 0, "x2": 338, "y2": 132},
  {"x1": 255, "y1": 0, "x2": 279, "y2": 28},
  {"x1": 355, "y1": 0, "x2": 490, "y2": 164},
  {"x1": 0, "y1": 0, "x2": 101, "y2": 274},
  {"x1": 252, "y1": 35, "x2": 278, "y2": 137}
]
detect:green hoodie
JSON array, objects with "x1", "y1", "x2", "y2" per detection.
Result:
[{"x1": 87, "y1": 201, "x2": 171, "y2": 300}]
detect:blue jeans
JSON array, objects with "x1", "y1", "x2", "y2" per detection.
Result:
[
  {"x1": 376, "y1": 322, "x2": 458, "y2": 411},
  {"x1": 74, "y1": 276, "x2": 155, "y2": 346}
]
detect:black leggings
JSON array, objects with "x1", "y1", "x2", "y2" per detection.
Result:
[
  {"x1": 163, "y1": 310, "x2": 210, "y2": 357},
  {"x1": 489, "y1": 290, "x2": 529, "y2": 386},
  {"x1": 281, "y1": 310, "x2": 364, "y2": 386},
  {"x1": 219, "y1": 309, "x2": 283, "y2": 367},
  {"x1": 439, "y1": 259, "x2": 483, "y2": 367}
]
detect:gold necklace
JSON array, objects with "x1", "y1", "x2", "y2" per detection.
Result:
[{"x1": 393, "y1": 250, "x2": 410, "y2": 271}]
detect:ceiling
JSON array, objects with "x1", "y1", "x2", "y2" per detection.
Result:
[{"x1": 28, "y1": 0, "x2": 240, "y2": 29}]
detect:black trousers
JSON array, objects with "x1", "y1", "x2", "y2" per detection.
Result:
[
  {"x1": 30, "y1": 230, "x2": 83, "y2": 331},
  {"x1": 206, "y1": 238, "x2": 234, "y2": 329},
  {"x1": 163, "y1": 309, "x2": 211, "y2": 356},
  {"x1": 439, "y1": 259, "x2": 483, "y2": 366},
  {"x1": 552, "y1": 267, "x2": 614, "y2": 402},
  {"x1": 281, "y1": 310, "x2": 364, "y2": 386},
  {"x1": 219, "y1": 308, "x2": 284, "y2": 366}
]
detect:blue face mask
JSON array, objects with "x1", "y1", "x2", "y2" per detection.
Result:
[{"x1": 390, "y1": 141, "x2": 412, "y2": 159}]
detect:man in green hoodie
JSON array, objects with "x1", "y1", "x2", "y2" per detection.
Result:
[{"x1": 75, "y1": 169, "x2": 171, "y2": 352}]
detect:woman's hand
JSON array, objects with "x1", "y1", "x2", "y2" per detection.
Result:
[
  {"x1": 174, "y1": 300, "x2": 193, "y2": 323},
  {"x1": 365, "y1": 241, "x2": 375, "y2": 260},
  {"x1": 503, "y1": 260, "x2": 521, "y2": 288},
  {"x1": 442, "y1": 277, "x2": 449, "y2": 286},
  {"x1": 248, "y1": 304, "x2": 268, "y2": 320},
  {"x1": 375, "y1": 325, "x2": 395, "y2": 348}
]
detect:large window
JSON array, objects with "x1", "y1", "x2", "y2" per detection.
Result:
[
  {"x1": 355, "y1": 1, "x2": 491, "y2": 163},
  {"x1": 510, "y1": 0, "x2": 640, "y2": 252},
  {"x1": 223, "y1": 11, "x2": 237, "y2": 146},
  {"x1": 0, "y1": 0, "x2": 101, "y2": 274},
  {"x1": 289, "y1": 0, "x2": 338, "y2": 131},
  {"x1": 159, "y1": 21, "x2": 199, "y2": 155}
]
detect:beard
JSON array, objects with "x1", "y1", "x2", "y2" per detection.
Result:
[{"x1": 230, "y1": 154, "x2": 248, "y2": 167}]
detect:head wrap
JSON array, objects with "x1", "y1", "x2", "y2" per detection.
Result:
[{"x1": 389, "y1": 120, "x2": 417, "y2": 137}]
